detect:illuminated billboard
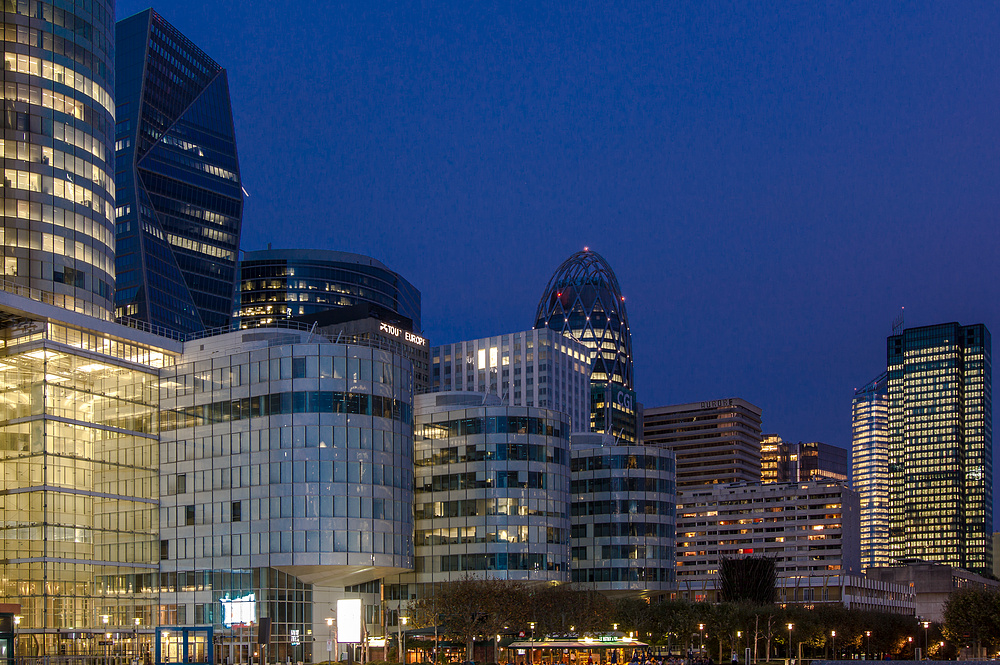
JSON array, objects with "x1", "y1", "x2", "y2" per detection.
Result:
[{"x1": 337, "y1": 599, "x2": 362, "y2": 643}]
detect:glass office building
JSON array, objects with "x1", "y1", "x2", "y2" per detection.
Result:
[
  {"x1": 237, "y1": 249, "x2": 421, "y2": 332},
  {"x1": 534, "y1": 250, "x2": 636, "y2": 442},
  {"x1": 405, "y1": 392, "x2": 571, "y2": 587},
  {"x1": 0, "y1": 288, "x2": 179, "y2": 654},
  {"x1": 852, "y1": 371, "x2": 889, "y2": 570},
  {"x1": 887, "y1": 323, "x2": 992, "y2": 574},
  {"x1": 430, "y1": 328, "x2": 592, "y2": 432},
  {"x1": 2, "y1": 0, "x2": 117, "y2": 319},
  {"x1": 157, "y1": 327, "x2": 415, "y2": 663},
  {"x1": 114, "y1": 10, "x2": 243, "y2": 334},
  {"x1": 569, "y1": 434, "x2": 675, "y2": 596}
]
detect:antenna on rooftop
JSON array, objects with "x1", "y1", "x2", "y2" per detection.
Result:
[{"x1": 892, "y1": 307, "x2": 905, "y2": 335}]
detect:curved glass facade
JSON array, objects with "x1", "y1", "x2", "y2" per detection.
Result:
[
  {"x1": 534, "y1": 249, "x2": 633, "y2": 389},
  {"x1": 569, "y1": 434, "x2": 676, "y2": 596},
  {"x1": 2, "y1": 0, "x2": 117, "y2": 318},
  {"x1": 534, "y1": 250, "x2": 636, "y2": 441},
  {"x1": 238, "y1": 249, "x2": 421, "y2": 331},
  {"x1": 158, "y1": 328, "x2": 415, "y2": 659},
  {"x1": 409, "y1": 392, "x2": 571, "y2": 583}
]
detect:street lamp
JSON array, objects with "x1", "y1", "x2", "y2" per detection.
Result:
[
  {"x1": 786, "y1": 624, "x2": 793, "y2": 665},
  {"x1": 529, "y1": 622, "x2": 536, "y2": 665},
  {"x1": 865, "y1": 631, "x2": 871, "y2": 660},
  {"x1": 326, "y1": 618, "x2": 334, "y2": 664},
  {"x1": 699, "y1": 624, "x2": 705, "y2": 654},
  {"x1": 134, "y1": 617, "x2": 142, "y2": 665},
  {"x1": 831, "y1": 631, "x2": 836, "y2": 660},
  {"x1": 102, "y1": 616, "x2": 110, "y2": 664},
  {"x1": 921, "y1": 621, "x2": 930, "y2": 659},
  {"x1": 400, "y1": 617, "x2": 408, "y2": 665}
]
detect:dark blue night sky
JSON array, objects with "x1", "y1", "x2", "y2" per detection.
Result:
[{"x1": 116, "y1": 2, "x2": 1000, "y2": 469}]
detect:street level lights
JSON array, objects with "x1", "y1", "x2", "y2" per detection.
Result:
[
  {"x1": 786, "y1": 624, "x2": 793, "y2": 665},
  {"x1": 400, "y1": 616, "x2": 408, "y2": 665},
  {"x1": 699, "y1": 624, "x2": 705, "y2": 654},
  {"x1": 134, "y1": 617, "x2": 141, "y2": 665},
  {"x1": 831, "y1": 631, "x2": 836, "y2": 660},
  {"x1": 865, "y1": 631, "x2": 871, "y2": 660},
  {"x1": 921, "y1": 622, "x2": 930, "y2": 659},
  {"x1": 529, "y1": 622, "x2": 536, "y2": 665}
]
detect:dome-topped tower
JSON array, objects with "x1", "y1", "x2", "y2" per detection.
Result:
[{"x1": 534, "y1": 249, "x2": 637, "y2": 442}]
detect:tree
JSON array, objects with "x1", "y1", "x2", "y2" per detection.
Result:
[
  {"x1": 943, "y1": 587, "x2": 1000, "y2": 657},
  {"x1": 416, "y1": 575, "x2": 530, "y2": 661}
]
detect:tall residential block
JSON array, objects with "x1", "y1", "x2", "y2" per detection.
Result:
[
  {"x1": 114, "y1": 10, "x2": 243, "y2": 333},
  {"x1": 534, "y1": 249, "x2": 638, "y2": 442},
  {"x1": 852, "y1": 371, "x2": 889, "y2": 570},
  {"x1": 2, "y1": 0, "x2": 117, "y2": 319},
  {"x1": 887, "y1": 323, "x2": 992, "y2": 574},
  {"x1": 674, "y1": 480, "x2": 912, "y2": 613},
  {"x1": 643, "y1": 398, "x2": 762, "y2": 489},
  {"x1": 429, "y1": 328, "x2": 592, "y2": 432}
]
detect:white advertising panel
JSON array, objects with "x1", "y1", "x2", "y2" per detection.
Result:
[{"x1": 337, "y1": 599, "x2": 362, "y2": 643}]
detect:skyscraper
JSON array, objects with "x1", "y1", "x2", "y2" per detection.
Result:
[
  {"x1": 761, "y1": 435, "x2": 849, "y2": 484},
  {"x1": 643, "y1": 398, "x2": 762, "y2": 489},
  {"x1": 852, "y1": 371, "x2": 889, "y2": 570},
  {"x1": 2, "y1": 0, "x2": 117, "y2": 319},
  {"x1": 534, "y1": 249, "x2": 637, "y2": 442},
  {"x1": 887, "y1": 323, "x2": 992, "y2": 574},
  {"x1": 114, "y1": 10, "x2": 243, "y2": 333}
]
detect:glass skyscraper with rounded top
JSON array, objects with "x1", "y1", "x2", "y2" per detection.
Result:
[
  {"x1": 2, "y1": 0, "x2": 117, "y2": 319},
  {"x1": 534, "y1": 249, "x2": 637, "y2": 442}
]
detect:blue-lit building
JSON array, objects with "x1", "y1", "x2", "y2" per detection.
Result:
[
  {"x1": 534, "y1": 249, "x2": 637, "y2": 442},
  {"x1": 114, "y1": 9, "x2": 243, "y2": 334},
  {"x1": 237, "y1": 248, "x2": 421, "y2": 332}
]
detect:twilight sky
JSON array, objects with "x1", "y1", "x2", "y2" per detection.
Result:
[{"x1": 117, "y1": 2, "x2": 1000, "y2": 457}]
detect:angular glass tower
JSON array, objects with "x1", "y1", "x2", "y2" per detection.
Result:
[
  {"x1": 852, "y1": 371, "x2": 889, "y2": 570},
  {"x1": 887, "y1": 323, "x2": 992, "y2": 574},
  {"x1": 114, "y1": 10, "x2": 243, "y2": 334},
  {"x1": 2, "y1": 0, "x2": 117, "y2": 319},
  {"x1": 534, "y1": 249, "x2": 637, "y2": 442}
]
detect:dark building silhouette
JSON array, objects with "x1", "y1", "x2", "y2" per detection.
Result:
[{"x1": 114, "y1": 9, "x2": 243, "y2": 333}]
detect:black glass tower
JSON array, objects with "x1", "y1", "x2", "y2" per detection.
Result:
[
  {"x1": 887, "y1": 322, "x2": 992, "y2": 574},
  {"x1": 114, "y1": 10, "x2": 243, "y2": 334},
  {"x1": 534, "y1": 249, "x2": 637, "y2": 442}
]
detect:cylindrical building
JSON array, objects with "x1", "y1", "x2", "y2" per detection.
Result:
[
  {"x1": 2, "y1": 0, "x2": 117, "y2": 318},
  {"x1": 407, "y1": 392, "x2": 572, "y2": 588},
  {"x1": 157, "y1": 326, "x2": 415, "y2": 663},
  {"x1": 570, "y1": 433, "x2": 676, "y2": 597},
  {"x1": 237, "y1": 249, "x2": 422, "y2": 332}
]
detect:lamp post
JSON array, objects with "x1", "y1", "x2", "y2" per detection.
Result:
[
  {"x1": 13, "y1": 615, "x2": 20, "y2": 665},
  {"x1": 908, "y1": 637, "x2": 913, "y2": 660},
  {"x1": 327, "y1": 618, "x2": 335, "y2": 664},
  {"x1": 102, "y1": 616, "x2": 110, "y2": 665},
  {"x1": 135, "y1": 617, "x2": 142, "y2": 665},
  {"x1": 831, "y1": 631, "x2": 836, "y2": 660},
  {"x1": 921, "y1": 622, "x2": 930, "y2": 660},
  {"x1": 529, "y1": 622, "x2": 536, "y2": 665},
  {"x1": 699, "y1": 624, "x2": 705, "y2": 654},
  {"x1": 400, "y1": 617, "x2": 408, "y2": 665},
  {"x1": 786, "y1": 624, "x2": 793, "y2": 665},
  {"x1": 865, "y1": 631, "x2": 871, "y2": 660}
]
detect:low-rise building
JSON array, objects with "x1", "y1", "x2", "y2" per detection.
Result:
[{"x1": 867, "y1": 561, "x2": 1000, "y2": 623}]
